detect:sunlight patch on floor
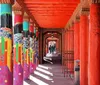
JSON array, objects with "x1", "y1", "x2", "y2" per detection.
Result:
[
  {"x1": 29, "y1": 75, "x2": 49, "y2": 85},
  {"x1": 34, "y1": 71, "x2": 53, "y2": 80},
  {"x1": 38, "y1": 65, "x2": 52, "y2": 70},
  {"x1": 23, "y1": 81, "x2": 30, "y2": 85},
  {"x1": 36, "y1": 67, "x2": 53, "y2": 76}
]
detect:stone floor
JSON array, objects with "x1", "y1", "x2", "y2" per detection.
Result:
[{"x1": 24, "y1": 64, "x2": 74, "y2": 85}]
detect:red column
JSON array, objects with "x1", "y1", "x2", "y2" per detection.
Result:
[
  {"x1": 65, "y1": 31, "x2": 67, "y2": 52},
  {"x1": 74, "y1": 17, "x2": 80, "y2": 84},
  {"x1": 70, "y1": 26, "x2": 74, "y2": 75},
  {"x1": 74, "y1": 18, "x2": 80, "y2": 61},
  {"x1": 89, "y1": 3, "x2": 100, "y2": 85},
  {"x1": 80, "y1": 8, "x2": 89, "y2": 85}
]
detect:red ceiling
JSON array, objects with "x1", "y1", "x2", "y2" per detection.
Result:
[{"x1": 24, "y1": 0, "x2": 80, "y2": 28}]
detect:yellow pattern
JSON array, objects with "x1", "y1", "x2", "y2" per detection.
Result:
[
  {"x1": 19, "y1": 44, "x2": 23, "y2": 65},
  {"x1": 26, "y1": 49, "x2": 28, "y2": 64},
  {"x1": 6, "y1": 38, "x2": 12, "y2": 72}
]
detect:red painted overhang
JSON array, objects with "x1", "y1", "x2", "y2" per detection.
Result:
[{"x1": 24, "y1": 0, "x2": 80, "y2": 28}]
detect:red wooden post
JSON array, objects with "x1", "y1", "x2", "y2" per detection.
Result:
[
  {"x1": 80, "y1": 8, "x2": 89, "y2": 85},
  {"x1": 74, "y1": 16, "x2": 80, "y2": 84},
  {"x1": 89, "y1": 3, "x2": 100, "y2": 85}
]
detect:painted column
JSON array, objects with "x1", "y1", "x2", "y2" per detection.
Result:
[
  {"x1": 74, "y1": 16, "x2": 80, "y2": 85},
  {"x1": 89, "y1": 2, "x2": 100, "y2": 85},
  {"x1": 33, "y1": 26, "x2": 39, "y2": 69},
  {"x1": 13, "y1": 14, "x2": 23, "y2": 85},
  {"x1": 36, "y1": 28, "x2": 39, "y2": 65},
  {"x1": 33, "y1": 25, "x2": 37, "y2": 70},
  {"x1": 80, "y1": 8, "x2": 89, "y2": 85},
  {"x1": 0, "y1": 3, "x2": 13, "y2": 85},
  {"x1": 29, "y1": 23, "x2": 35, "y2": 74},
  {"x1": 23, "y1": 19, "x2": 30, "y2": 80}
]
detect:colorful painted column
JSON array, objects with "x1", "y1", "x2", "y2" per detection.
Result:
[
  {"x1": 35, "y1": 28, "x2": 39, "y2": 65},
  {"x1": 89, "y1": 2, "x2": 100, "y2": 85},
  {"x1": 13, "y1": 14, "x2": 23, "y2": 85},
  {"x1": 80, "y1": 8, "x2": 89, "y2": 85},
  {"x1": 33, "y1": 26, "x2": 39, "y2": 69},
  {"x1": 29, "y1": 23, "x2": 35, "y2": 74},
  {"x1": 0, "y1": 3, "x2": 13, "y2": 85},
  {"x1": 23, "y1": 19, "x2": 30, "y2": 80},
  {"x1": 74, "y1": 16, "x2": 80, "y2": 85}
]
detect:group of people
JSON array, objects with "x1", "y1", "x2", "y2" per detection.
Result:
[{"x1": 49, "y1": 44, "x2": 56, "y2": 54}]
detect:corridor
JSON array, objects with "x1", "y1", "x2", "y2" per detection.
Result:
[
  {"x1": 0, "y1": 0, "x2": 100, "y2": 85},
  {"x1": 24, "y1": 64, "x2": 74, "y2": 85}
]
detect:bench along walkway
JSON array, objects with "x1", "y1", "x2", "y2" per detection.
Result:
[{"x1": 24, "y1": 64, "x2": 74, "y2": 85}]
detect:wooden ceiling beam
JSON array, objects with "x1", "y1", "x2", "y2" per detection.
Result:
[
  {"x1": 24, "y1": 2, "x2": 79, "y2": 4},
  {"x1": 28, "y1": 9, "x2": 75, "y2": 11},
  {"x1": 26, "y1": 5, "x2": 77, "y2": 8}
]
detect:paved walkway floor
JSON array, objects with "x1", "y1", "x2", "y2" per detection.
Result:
[{"x1": 24, "y1": 64, "x2": 74, "y2": 85}]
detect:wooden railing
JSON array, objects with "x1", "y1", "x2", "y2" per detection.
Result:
[{"x1": 62, "y1": 51, "x2": 74, "y2": 79}]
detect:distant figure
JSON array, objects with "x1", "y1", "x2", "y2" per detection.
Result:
[
  {"x1": 49, "y1": 45, "x2": 52, "y2": 54},
  {"x1": 52, "y1": 44, "x2": 56, "y2": 53},
  {"x1": 53, "y1": 44, "x2": 56, "y2": 52},
  {"x1": 51, "y1": 45, "x2": 54, "y2": 53}
]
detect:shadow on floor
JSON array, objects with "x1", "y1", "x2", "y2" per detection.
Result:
[{"x1": 24, "y1": 64, "x2": 74, "y2": 85}]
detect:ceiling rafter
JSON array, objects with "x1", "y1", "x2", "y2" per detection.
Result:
[
  {"x1": 26, "y1": 4, "x2": 76, "y2": 8},
  {"x1": 23, "y1": 0, "x2": 80, "y2": 28}
]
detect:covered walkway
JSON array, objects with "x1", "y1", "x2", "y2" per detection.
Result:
[
  {"x1": 0, "y1": 0, "x2": 100, "y2": 85},
  {"x1": 24, "y1": 64, "x2": 74, "y2": 85}
]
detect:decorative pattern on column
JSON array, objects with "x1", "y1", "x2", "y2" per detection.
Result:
[
  {"x1": 29, "y1": 23, "x2": 35, "y2": 74},
  {"x1": 13, "y1": 13, "x2": 23, "y2": 85},
  {"x1": 80, "y1": 8, "x2": 89, "y2": 85},
  {"x1": 35, "y1": 27, "x2": 39, "y2": 65},
  {"x1": 89, "y1": 2, "x2": 100, "y2": 85},
  {"x1": 23, "y1": 16, "x2": 30, "y2": 80},
  {"x1": 33, "y1": 25, "x2": 39, "y2": 68},
  {"x1": 0, "y1": 3, "x2": 13, "y2": 85}
]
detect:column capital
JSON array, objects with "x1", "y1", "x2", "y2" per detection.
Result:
[
  {"x1": 13, "y1": 2, "x2": 23, "y2": 15},
  {"x1": 75, "y1": 16, "x2": 80, "y2": 22},
  {"x1": 23, "y1": 12, "x2": 30, "y2": 22},
  {"x1": 0, "y1": 0, "x2": 14, "y2": 4},
  {"x1": 81, "y1": 8, "x2": 90, "y2": 15}
]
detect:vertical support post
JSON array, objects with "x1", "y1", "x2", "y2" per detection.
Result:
[
  {"x1": 69, "y1": 25, "x2": 74, "y2": 78},
  {"x1": 36, "y1": 28, "x2": 39, "y2": 65},
  {"x1": 13, "y1": 14, "x2": 23, "y2": 85},
  {"x1": 74, "y1": 16, "x2": 80, "y2": 85},
  {"x1": 0, "y1": 3, "x2": 13, "y2": 85},
  {"x1": 29, "y1": 23, "x2": 35, "y2": 74},
  {"x1": 89, "y1": 2, "x2": 100, "y2": 85},
  {"x1": 80, "y1": 8, "x2": 89, "y2": 85},
  {"x1": 23, "y1": 18, "x2": 30, "y2": 80},
  {"x1": 33, "y1": 26, "x2": 39, "y2": 69}
]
